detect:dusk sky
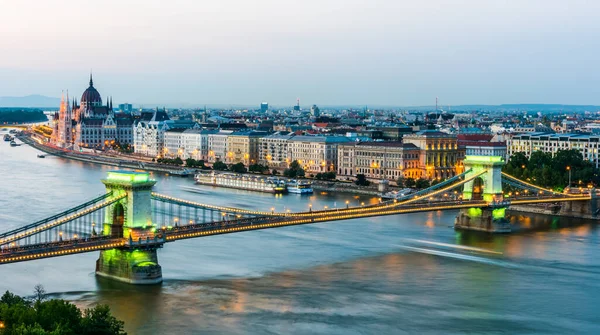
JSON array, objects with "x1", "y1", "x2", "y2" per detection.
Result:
[{"x1": 1, "y1": 0, "x2": 599, "y2": 107}]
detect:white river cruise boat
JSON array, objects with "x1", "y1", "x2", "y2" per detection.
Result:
[
  {"x1": 286, "y1": 180, "x2": 313, "y2": 194},
  {"x1": 195, "y1": 172, "x2": 287, "y2": 193}
]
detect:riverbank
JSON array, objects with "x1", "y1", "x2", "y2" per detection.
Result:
[
  {"x1": 18, "y1": 135, "x2": 192, "y2": 176},
  {"x1": 312, "y1": 180, "x2": 384, "y2": 196},
  {"x1": 18, "y1": 133, "x2": 390, "y2": 195},
  {"x1": 509, "y1": 202, "x2": 599, "y2": 220}
]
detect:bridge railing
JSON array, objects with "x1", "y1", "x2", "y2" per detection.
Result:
[
  {"x1": 0, "y1": 193, "x2": 126, "y2": 247},
  {"x1": 382, "y1": 168, "x2": 473, "y2": 204}
]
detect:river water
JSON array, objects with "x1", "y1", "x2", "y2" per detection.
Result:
[{"x1": 1, "y1": 136, "x2": 600, "y2": 334}]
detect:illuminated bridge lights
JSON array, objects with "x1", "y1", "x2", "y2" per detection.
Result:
[
  {"x1": 501, "y1": 172, "x2": 581, "y2": 198},
  {"x1": 0, "y1": 241, "x2": 126, "y2": 264},
  {"x1": 0, "y1": 194, "x2": 127, "y2": 245}
]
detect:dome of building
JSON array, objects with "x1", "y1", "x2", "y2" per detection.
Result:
[{"x1": 81, "y1": 74, "x2": 102, "y2": 106}]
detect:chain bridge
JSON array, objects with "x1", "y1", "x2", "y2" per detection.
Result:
[{"x1": 0, "y1": 154, "x2": 595, "y2": 284}]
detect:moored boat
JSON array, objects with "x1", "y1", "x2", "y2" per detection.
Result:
[
  {"x1": 195, "y1": 171, "x2": 287, "y2": 193},
  {"x1": 287, "y1": 179, "x2": 313, "y2": 194}
]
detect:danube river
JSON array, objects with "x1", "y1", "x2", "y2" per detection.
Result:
[{"x1": 2, "y1": 139, "x2": 600, "y2": 334}]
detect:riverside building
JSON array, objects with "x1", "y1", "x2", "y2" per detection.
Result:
[
  {"x1": 402, "y1": 130, "x2": 463, "y2": 180},
  {"x1": 51, "y1": 75, "x2": 134, "y2": 150},
  {"x1": 336, "y1": 142, "x2": 422, "y2": 180},
  {"x1": 507, "y1": 132, "x2": 600, "y2": 168}
]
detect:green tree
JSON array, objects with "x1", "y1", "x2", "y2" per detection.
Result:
[
  {"x1": 185, "y1": 158, "x2": 205, "y2": 168},
  {"x1": 0, "y1": 290, "x2": 126, "y2": 335},
  {"x1": 396, "y1": 177, "x2": 404, "y2": 188},
  {"x1": 284, "y1": 160, "x2": 305, "y2": 178},
  {"x1": 404, "y1": 178, "x2": 416, "y2": 188},
  {"x1": 212, "y1": 161, "x2": 228, "y2": 171},
  {"x1": 230, "y1": 162, "x2": 247, "y2": 173},
  {"x1": 289, "y1": 160, "x2": 301, "y2": 170},
  {"x1": 355, "y1": 174, "x2": 370, "y2": 186},
  {"x1": 249, "y1": 164, "x2": 269, "y2": 173},
  {"x1": 415, "y1": 178, "x2": 430, "y2": 189},
  {"x1": 80, "y1": 305, "x2": 126, "y2": 335}
]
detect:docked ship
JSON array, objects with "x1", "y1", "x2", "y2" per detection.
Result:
[
  {"x1": 286, "y1": 180, "x2": 313, "y2": 194},
  {"x1": 195, "y1": 172, "x2": 287, "y2": 193}
]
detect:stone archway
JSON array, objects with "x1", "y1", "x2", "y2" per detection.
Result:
[
  {"x1": 111, "y1": 203, "x2": 125, "y2": 238},
  {"x1": 472, "y1": 177, "x2": 484, "y2": 201}
]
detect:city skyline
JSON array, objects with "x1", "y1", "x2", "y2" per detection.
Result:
[{"x1": 1, "y1": 0, "x2": 600, "y2": 106}]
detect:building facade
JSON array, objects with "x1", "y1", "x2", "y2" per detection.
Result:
[
  {"x1": 337, "y1": 142, "x2": 421, "y2": 181},
  {"x1": 207, "y1": 131, "x2": 233, "y2": 163},
  {"x1": 225, "y1": 131, "x2": 266, "y2": 165},
  {"x1": 287, "y1": 135, "x2": 351, "y2": 173},
  {"x1": 52, "y1": 75, "x2": 134, "y2": 150},
  {"x1": 132, "y1": 109, "x2": 171, "y2": 158},
  {"x1": 162, "y1": 129, "x2": 217, "y2": 160},
  {"x1": 507, "y1": 132, "x2": 600, "y2": 168},
  {"x1": 259, "y1": 133, "x2": 295, "y2": 168},
  {"x1": 403, "y1": 130, "x2": 462, "y2": 180}
]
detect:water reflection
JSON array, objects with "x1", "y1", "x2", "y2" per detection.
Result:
[{"x1": 4, "y1": 143, "x2": 600, "y2": 333}]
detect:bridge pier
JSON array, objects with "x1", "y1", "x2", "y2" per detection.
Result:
[
  {"x1": 454, "y1": 207, "x2": 511, "y2": 233},
  {"x1": 96, "y1": 248, "x2": 162, "y2": 284},
  {"x1": 96, "y1": 171, "x2": 163, "y2": 285}
]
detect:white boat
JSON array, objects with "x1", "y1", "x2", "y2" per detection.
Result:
[
  {"x1": 287, "y1": 180, "x2": 313, "y2": 194},
  {"x1": 382, "y1": 188, "x2": 413, "y2": 200},
  {"x1": 195, "y1": 171, "x2": 287, "y2": 193}
]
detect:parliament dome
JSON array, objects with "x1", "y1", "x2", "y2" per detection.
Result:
[{"x1": 81, "y1": 74, "x2": 102, "y2": 106}]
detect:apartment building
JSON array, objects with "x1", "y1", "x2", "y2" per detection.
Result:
[
  {"x1": 507, "y1": 132, "x2": 600, "y2": 168},
  {"x1": 207, "y1": 130, "x2": 233, "y2": 163},
  {"x1": 259, "y1": 133, "x2": 295, "y2": 168},
  {"x1": 337, "y1": 142, "x2": 422, "y2": 180},
  {"x1": 403, "y1": 130, "x2": 463, "y2": 180},
  {"x1": 225, "y1": 131, "x2": 267, "y2": 165},
  {"x1": 287, "y1": 135, "x2": 352, "y2": 173}
]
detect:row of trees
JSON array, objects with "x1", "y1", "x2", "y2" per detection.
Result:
[
  {"x1": 314, "y1": 172, "x2": 336, "y2": 180},
  {"x1": 504, "y1": 149, "x2": 599, "y2": 190},
  {"x1": 0, "y1": 286, "x2": 126, "y2": 334},
  {"x1": 0, "y1": 109, "x2": 47, "y2": 123},
  {"x1": 156, "y1": 157, "x2": 183, "y2": 166},
  {"x1": 283, "y1": 161, "x2": 305, "y2": 178},
  {"x1": 185, "y1": 158, "x2": 206, "y2": 169}
]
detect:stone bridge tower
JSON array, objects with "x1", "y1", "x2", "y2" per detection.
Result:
[
  {"x1": 96, "y1": 171, "x2": 162, "y2": 284},
  {"x1": 455, "y1": 144, "x2": 511, "y2": 233}
]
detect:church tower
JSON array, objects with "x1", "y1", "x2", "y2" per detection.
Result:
[{"x1": 56, "y1": 90, "x2": 73, "y2": 148}]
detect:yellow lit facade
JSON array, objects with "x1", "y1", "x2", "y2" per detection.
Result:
[
  {"x1": 403, "y1": 130, "x2": 462, "y2": 180},
  {"x1": 337, "y1": 142, "x2": 422, "y2": 181}
]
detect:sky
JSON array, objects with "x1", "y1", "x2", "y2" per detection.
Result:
[{"x1": 1, "y1": 0, "x2": 599, "y2": 107}]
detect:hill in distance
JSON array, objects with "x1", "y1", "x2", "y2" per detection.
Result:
[{"x1": 0, "y1": 95, "x2": 61, "y2": 108}]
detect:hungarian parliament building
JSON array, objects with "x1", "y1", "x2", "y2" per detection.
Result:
[{"x1": 51, "y1": 74, "x2": 134, "y2": 150}]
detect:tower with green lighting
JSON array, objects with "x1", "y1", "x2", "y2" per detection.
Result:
[
  {"x1": 454, "y1": 144, "x2": 511, "y2": 233},
  {"x1": 95, "y1": 171, "x2": 163, "y2": 284}
]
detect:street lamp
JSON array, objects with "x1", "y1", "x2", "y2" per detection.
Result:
[
  {"x1": 271, "y1": 207, "x2": 275, "y2": 214},
  {"x1": 345, "y1": 200, "x2": 349, "y2": 209},
  {"x1": 566, "y1": 166, "x2": 572, "y2": 188},
  {"x1": 309, "y1": 204, "x2": 312, "y2": 212}
]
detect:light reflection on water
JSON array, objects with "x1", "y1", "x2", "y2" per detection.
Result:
[{"x1": 2, "y1": 142, "x2": 600, "y2": 334}]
